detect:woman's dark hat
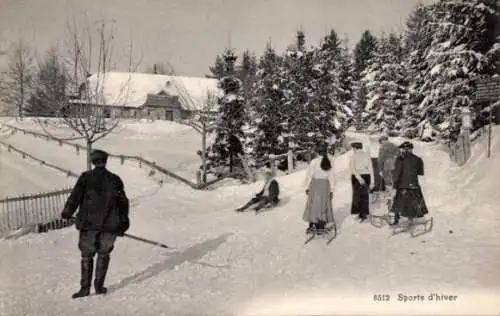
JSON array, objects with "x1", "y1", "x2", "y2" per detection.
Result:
[
  {"x1": 351, "y1": 142, "x2": 363, "y2": 149},
  {"x1": 399, "y1": 141, "x2": 413, "y2": 149}
]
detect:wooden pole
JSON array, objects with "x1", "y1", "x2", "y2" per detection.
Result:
[{"x1": 488, "y1": 102, "x2": 492, "y2": 159}]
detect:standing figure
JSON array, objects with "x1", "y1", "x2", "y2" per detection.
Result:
[
  {"x1": 61, "y1": 150, "x2": 130, "y2": 299},
  {"x1": 390, "y1": 141, "x2": 429, "y2": 225},
  {"x1": 235, "y1": 169, "x2": 280, "y2": 212},
  {"x1": 303, "y1": 143, "x2": 335, "y2": 233},
  {"x1": 349, "y1": 142, "x2": 375, "y2": 222},
  {"x1": 377, "y1": 135, "x2": 400, "y2": 195}
]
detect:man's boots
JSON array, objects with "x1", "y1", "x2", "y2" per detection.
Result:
[
  {"x1": 94, "y1": 254, "x2": 110, "y2": 295},
  {"x1": 72, "y1": 257, "x2": 93, "y2": 299}
]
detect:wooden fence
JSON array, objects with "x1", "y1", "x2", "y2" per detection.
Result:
[
  {"x1": 2, "y1": 124, "x2": 332, "y2": 190},
  {"x1": 4, "y1": 124, "x2": 203, "y2": 188},
  {"x1": 0, "y1": 188, "x2": 73, "y2": 238},
  {"x1": 0, "y1": 140, "x2": 79, "y2": 178}
]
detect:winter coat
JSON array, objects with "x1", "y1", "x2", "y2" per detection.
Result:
[
  {"x1": 61, "y1": 167, "x2": 130, "y2": 234},
  {"x1": 257, "y1": 179, "x2": 280, "y2": 203},
  {"x1": 392, "y1": 152, "x2": 424, "y2": 190},
  {"x1": 378, "y1": 141, "x2": 400, "y2": 172}
]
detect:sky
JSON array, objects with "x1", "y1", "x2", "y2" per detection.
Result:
[{"x1": 0, "y1": 0, "x2": 436, "y2": 77}]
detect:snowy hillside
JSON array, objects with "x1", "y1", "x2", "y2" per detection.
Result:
[
  {"x1": 0, "y1": 128, "x2": 499, "y2": 315},
  {"x1": 3, "y1": 118, "x2": 207, "y2": 181}
]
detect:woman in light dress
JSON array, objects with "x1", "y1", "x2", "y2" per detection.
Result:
[{"x1": 302, "y1": 143, "x2": 336, "y2": 233}]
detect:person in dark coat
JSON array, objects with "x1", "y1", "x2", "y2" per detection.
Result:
[
  {"x1": 61, "y1": 149, "x2": 130, "y2": 299},
  {"x1": 390, "y1": 141, "x2": 429, "y2": 225},
  {"x1": 235, "y1": 169, "x2": 280, "y2": 212}
]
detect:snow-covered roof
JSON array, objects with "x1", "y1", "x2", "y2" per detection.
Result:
[{"x1": 79, "y1": 72, "x2": 222, "y2": 110}]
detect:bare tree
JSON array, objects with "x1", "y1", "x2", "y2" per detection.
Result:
[
  {"x1": 3, "y1": 40, "x2": 34, "y2": 118},
  {"x1": 35, "y1": 18, "x2": 137, "y2": 170},
  {"x1": 164, "y1": 62, "x2": 219, "y2": 183}
]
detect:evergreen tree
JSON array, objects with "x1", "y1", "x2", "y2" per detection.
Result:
[
  {"x1": 417, "y1": 0, "x2": 500, "y2": 140},
  {"x1": 361, "y1": 33, "x2": 409, "y2": 133},
  {"x1": 336, "y1": 38, "x2": 355, "y2": 128},
  {"x1": 207, "y1": 55, "x2": 226, "y2": 79},
  {"x1": 27, "y1": 48, "x2": 68, "y2": 116},
  {"x1": 206, "y1": 48, "x2": 246, "y2": 173},
  {"x1": 352, "y1": 30, "x2": 378, "y2": 128},
  {"x1": 244, "y1": 43, "x2": 286, "y2": 164},
  {"x1": 402, "y1": 3, "x2": 434, "y2": 137},
  {"x1": 281, "y1": 30, "x2": 317, "y2": 150},
  {"x1": 353, "y1": 30, "x2": 378, "y2": 81},
  {"x1": 236, "y1": 50, "x2": 258, "y2": 101},
  {"x1": 308, "y1": 30, "x2": 351, "y2": 144}
]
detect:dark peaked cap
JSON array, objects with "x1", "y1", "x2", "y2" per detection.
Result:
[
  {"x1": 399, "y1": 141, "x2": 414, "y2": 149},
  {"x1": 90, "y1": 149, "x2": 109, "y2": 162}
]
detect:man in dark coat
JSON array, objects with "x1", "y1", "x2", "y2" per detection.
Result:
[
  {"x1": 235, "y1": 169, "x2": 280, "y2": 212},
  {"x1": 390, "y1": 141, "x2": 429, "y2": 225},
  {"x1": 61, "y1": 149, "x2": 130, "y2": 299}
]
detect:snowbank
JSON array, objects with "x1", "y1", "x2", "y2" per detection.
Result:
[{"x1": 1, "y1": 128, "x2": 499, "y2": 316}]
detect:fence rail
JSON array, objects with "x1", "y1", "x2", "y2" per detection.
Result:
[
  {"x1": 3, "y1": 124, "x2": 203, "y2": 188},
  {"x1": 0, "y1": 140, "x2": 79, "y2": 178},
  {"x1": 0, "y1": 188, "x2": 73, "y2": 238}
]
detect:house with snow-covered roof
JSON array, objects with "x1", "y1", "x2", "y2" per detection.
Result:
[{"x1": 69, "y1": 72, "x2": 221, "y2": 121}]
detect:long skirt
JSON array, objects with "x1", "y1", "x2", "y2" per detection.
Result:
[
  {"x1": 391, "y1": 188, "x2": 429, "y2": 219},
  {"x1": 351, "y1": 174, "x2": 371, "y2": 217},
  {"x1": 302, "y1": 178, "x2": 334, "y2": 223}
]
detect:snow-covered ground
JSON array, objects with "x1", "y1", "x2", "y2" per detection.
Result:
[
  {"x1": 2, "y1": 118, "x2": 207, "y2": 182},
  {"x1": 0, "y1": 125, "x2": 499, "y2": 316}
]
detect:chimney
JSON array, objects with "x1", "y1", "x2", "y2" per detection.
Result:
[{"x1": 153, "y1": 64, "x2": 157, "y2": 74}]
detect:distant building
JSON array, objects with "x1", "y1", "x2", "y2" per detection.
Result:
[{"x1": 68, "y1": 72, "x2": 221, "y2": 121}]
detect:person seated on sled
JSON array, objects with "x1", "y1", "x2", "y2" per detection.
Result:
[
  {"x1": 390, "y1": 141, "x2": 429, "y2": 225},
  {"x1": 235, "y1": 168, "x2": 280, "y2": 212}
]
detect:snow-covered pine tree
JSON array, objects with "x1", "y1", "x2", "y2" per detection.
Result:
[
  {"x1": 352, "y1": 30, "x2": 378, "y2": 129},
  {"x1": 236, "y1": 50, "x2": 258, "y2": 101},
  {"x1": 206, "y1": 48, "x2": 246, "y2": 174},
  {"x1": 281, "y1": 30, "x2": 316, "y2": 151},
  {"x1": 336, "y1": 38, "x2": 355, "y2": 129},
  {"x1": 244, "y1": 42, "x2": 287, "y2": 165},
  {"x1": 402, "y1": 2, "x2": 434, "y2": 138},
  {"x1": 361, "y1": 33, "x2": 409, "y2": 134},
  {"x1": 207, "y1": 54, "x2": 227, "y2": 79},
  {"x1": 307, "y1": 29, "x2": 350, "y2": 147},
  {"x1": 417, "y1": 0, "x2": 500, "y2": 140}
]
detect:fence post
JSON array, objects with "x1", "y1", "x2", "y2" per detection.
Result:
[
  {"x1": 120, "y1": 155, "x2": 124, "y2": 165},
  {"x1": 75, "y1": 144, "x2": 80, "y2": 154},
  {"x1": 139, "y1": 156, "x2": 142, "y2": 168},
  {"x1": 287, "y1": 150, "x2": 293, "y2": 174},
  {"x1": 196, "y1": 170, "x2": 202, "y2": 186}
]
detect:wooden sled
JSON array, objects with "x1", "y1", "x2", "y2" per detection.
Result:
[
  {"x1": 304, "y1": 223, "x2": 337, "y2": 245},
  {"x1": 391, "y1": 216, "x2": 434, "y2": 238}
]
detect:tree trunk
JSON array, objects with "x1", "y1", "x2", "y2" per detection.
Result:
[
  {"x1": 86, "y1": 139, "x2": 93, "y2": 170},
  {"x1": 202, "y1": 125, "x2": 207, "y2": 183}
]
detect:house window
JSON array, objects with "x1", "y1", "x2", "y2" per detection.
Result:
[
  {"x1": 103, "y1": 108, "x2": 111, "y2": 118},
  {"x1": 165, "y1": 110, "x2": 173, "y2": 121}
]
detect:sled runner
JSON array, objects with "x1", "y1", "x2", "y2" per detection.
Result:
[
  {"x1": 391, "y1": 216, "x2": 434, "y2": 238},
  {"x1": 369, "y1": 191, "x2": 395, "y2": 228},
  {"x1": 304, "y1": 224, "x2": 337, "y2": 245}
]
